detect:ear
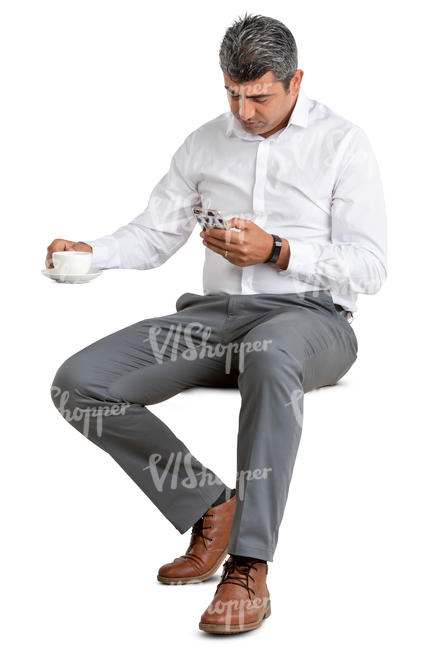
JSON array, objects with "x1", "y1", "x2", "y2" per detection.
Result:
[{"x1": 292, "y1": 69, "x2": 304, "y2": 93}]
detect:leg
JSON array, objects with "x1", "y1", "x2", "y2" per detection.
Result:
[
  {"x1": 50, "y1": 298, "x2": 236, "y2": 534},
  {"x1": 227, "y1": 302, "x2": 358, "y2": 561}
]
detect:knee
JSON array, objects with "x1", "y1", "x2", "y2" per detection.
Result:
[
  {"x1": 50, "y1": 353, "x2": 92, "y2": 416},
  {"x1": 50, "y1": 352, "x2": 126, "y2": 444}
]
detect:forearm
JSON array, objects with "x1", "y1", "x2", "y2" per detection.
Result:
[
  {"x1": 81, "y1": 214, "x2": 195, "y2": 271},
  {"x1": 276, "y1": 238, "x2": 387, "y2": 295}
]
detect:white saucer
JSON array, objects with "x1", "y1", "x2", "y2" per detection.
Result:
[{"x1": 41, "y1": 268, "x2": 103, "y2": 284}]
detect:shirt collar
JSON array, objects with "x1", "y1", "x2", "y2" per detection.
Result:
[{"x1": 225, "y1": 86, "x2": 311, "y2": 141}]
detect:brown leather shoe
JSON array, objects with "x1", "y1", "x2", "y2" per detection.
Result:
[
  {"x1": 199, "y1": 555, "x2": 271, "y2": 634},
  {"x1": 157, "y1": 494, "x2": 236, "y2": 585}
]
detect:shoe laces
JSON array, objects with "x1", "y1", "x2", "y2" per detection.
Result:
[
  {"x1": 182, "y1": 512, "x2": 214, "y2": 560},
  {"x1": 216, "y1": 555, "x2": 263, "y2": 600}
]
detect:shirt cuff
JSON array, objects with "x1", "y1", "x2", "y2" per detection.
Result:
[
  {"x1": 277, "y1": 239, "x2": 317, "y2": 277},
  {"x1": 78, "y1": 238, "x2": 121, "y2": 269}
]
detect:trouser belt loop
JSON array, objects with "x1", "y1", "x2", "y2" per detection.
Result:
[{"x1": 335, "y1": 303, "x2": 354, "y2": 324}]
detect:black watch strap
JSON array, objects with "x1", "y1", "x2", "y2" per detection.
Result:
[{"x1": 265, "y1": 234, "x2": 282, "y2": 264}]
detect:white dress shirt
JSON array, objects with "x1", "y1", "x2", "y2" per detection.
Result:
[{"x1": 82, "y1": 87, "x2": 387, "y2": 312}]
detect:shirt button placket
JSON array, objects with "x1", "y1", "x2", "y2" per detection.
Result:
[{"x1": 241, "y1": 139, "x2": 271, "y2": 294}]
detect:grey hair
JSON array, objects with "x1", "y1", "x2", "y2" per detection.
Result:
[{"x1": 219, "y1": 12, "x2": 298, "y2": 92}]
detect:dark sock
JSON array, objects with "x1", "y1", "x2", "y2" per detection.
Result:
[
  {"x1": 211, "y1": 487, "x2": 236, "y2": 508},
  {"x1": 231, "y1": 553, "x2": 267, "y2": 564}
]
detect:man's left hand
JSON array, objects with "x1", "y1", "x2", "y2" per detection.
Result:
[{"x1": 199, "y1": 217, "x2": 275, "y2": 267}]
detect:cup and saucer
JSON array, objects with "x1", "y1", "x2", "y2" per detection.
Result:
[{"x1": 41, "y1": 251, "x2": 102, "y2": 284}]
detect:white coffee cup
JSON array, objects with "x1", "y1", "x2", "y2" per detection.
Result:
[{"x1": 52, "y1": 251, "x2": 93, "y2": 275}]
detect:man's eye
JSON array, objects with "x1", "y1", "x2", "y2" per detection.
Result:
[{"x1": 229, "y1": 94, "x2": 267, "y2": 104}]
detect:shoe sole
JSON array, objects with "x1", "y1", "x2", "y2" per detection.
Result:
[
  {"x1": 157, "y1": 547, "x2": 229, "y2": 585},
  {"x1": 198, "y1": 600, "x2": 271, "y2": 634}
]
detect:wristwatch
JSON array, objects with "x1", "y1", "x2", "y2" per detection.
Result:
[{"x1": 265, "y1": 234, "x2": 282, "y2": 264}]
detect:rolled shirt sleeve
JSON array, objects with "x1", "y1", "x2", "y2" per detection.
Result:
[
  {"x1": 278, "y1": 127, "x2": 388, "y2": 295},
  {"x1": 80, "y1": 132, "x2": 201, "y2": 270}
]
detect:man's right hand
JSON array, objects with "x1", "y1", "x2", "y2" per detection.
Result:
[{"x1": 45, "y1": 239, "x2": 93, "y2": 269}]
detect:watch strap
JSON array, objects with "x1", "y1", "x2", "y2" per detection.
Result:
[{"x1": 265, "y1": 234, "x2": 282, "y2": 264}]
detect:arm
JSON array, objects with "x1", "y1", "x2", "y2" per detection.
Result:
[
  {"x1": 80, "y1": 132, "x2": 200, "y2": 269},
  {"x1": 276, "y1": 127, "x2": 388, "y2": 295}
]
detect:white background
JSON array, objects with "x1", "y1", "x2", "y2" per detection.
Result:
[{"x1": 1, "y1": 0, "x2": 432, "y2": 647}]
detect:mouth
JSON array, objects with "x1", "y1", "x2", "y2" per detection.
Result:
[{"x1": 242, "y1": 121, "x2": 261, "y2": 128}]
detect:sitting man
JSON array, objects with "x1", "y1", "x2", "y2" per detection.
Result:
[{"x1": 47, "y1": 12, "x2": 387, "y2": 635}]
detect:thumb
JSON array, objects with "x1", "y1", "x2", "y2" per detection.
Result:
[{"x1": 65, "y1": 242, "x2": 76, "y2": 251}]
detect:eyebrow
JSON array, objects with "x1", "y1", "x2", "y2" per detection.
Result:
[{"x1": 224, "y1": 85, "x2": 277, "y2": 99}]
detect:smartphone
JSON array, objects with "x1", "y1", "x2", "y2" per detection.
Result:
[{"x1": 192, "y1": 207, "x2": 230, "y2": 230}]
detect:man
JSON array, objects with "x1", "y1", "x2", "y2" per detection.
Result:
[{"x1": 47, "y1": 12, "x2": 387, "y2": 635}]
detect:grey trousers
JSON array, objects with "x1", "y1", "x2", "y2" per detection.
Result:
[{"x1": 50, "y1": 289, "x2": 358, "y2": 562}]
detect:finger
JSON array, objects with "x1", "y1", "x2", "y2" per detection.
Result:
[
  {"x1": 204, "y1": 227, "x2": 230, "y2": 238},
  {"x1": 204, "y1": 228, "x2": 238, "y2": 244},
  {"x1": 203, "y1": 238, "x2": 234, "y2": 256},
  {"x1": 204, "y1": 240, "x2": 242, "y2": 265},
  {"x1": 227, "y1": 217, "x2": 250, "y2": 230},
  {"x1": 46, "y1": 239, "x2": 70, "y2": 268},
  {"x1": 45, "y1": 245, "x2": 56, "y2": 268},
  {"x1": 48, "y1": 239, "x2": 65, "y2": 252}
]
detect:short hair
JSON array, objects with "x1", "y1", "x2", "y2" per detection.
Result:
[{"x1": 219, "y1": 12, "x2": 298, "y2": 92}]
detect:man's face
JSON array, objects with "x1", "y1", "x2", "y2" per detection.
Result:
[{"x1": 223, "y1": 69, "x2": 303, "y2": 139}]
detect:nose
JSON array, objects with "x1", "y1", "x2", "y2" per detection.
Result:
[{"x1": 238, "y1": 97, "x2": 255, "y2": 121}]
